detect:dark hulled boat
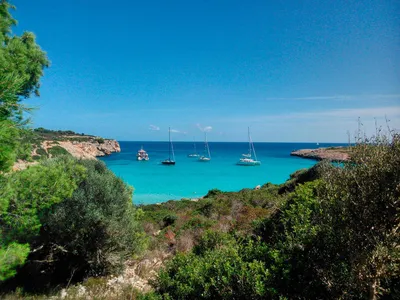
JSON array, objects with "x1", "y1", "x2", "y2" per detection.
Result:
[{"x1": 162, "y1": 127, "x2": 176, "y2": 165}]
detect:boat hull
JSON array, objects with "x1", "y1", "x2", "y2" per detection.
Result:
[
  {"x1": 198, "y1": 156, "x2": 211, "y2": 162},
  {"x1": 137, "y1": 157, "x2": 149, "y2": 161},
  {"x1": 162, "y1": 160, "x2": 175, "y2": 165},
  {"x1": 236, "y1": 159, "x2": 261, "y2": 166}
]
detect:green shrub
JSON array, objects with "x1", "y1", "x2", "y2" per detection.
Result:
[
  {"x1": 47, "y1": 145, "x2": 70, "y2": 157},
  {"x1": 0, "y1": 121, "x2": 18, "y2": 171},
  {"x1": 13, "y1": 158, "x2": 145, "y2": 291},
  {"x1": 156, "y1": 236, "x2": 271, "y2": 299},
  {"x1": 0, "y1": 156, "x2": 86, "y2": 282},
  {"x1": 35, "y1": 147, "x2": 48, "y2": 158},
  {"x1": 96, "y1": 138, "x2": 105, "y2": 144},
  {"x1": 0, "y1": 157, "x2": 145, "y2": 292},
  {"x1": 253, "y1": 134, "x2": 400, "y2": 299},
  {"x1": 204, "y1": 188, "x2": 223, "y2": 198},
  {"x1": 181, "y1": 217, "x2": 215, "y2": 231},
  {"x1": 193, "y1": 230, "x2": 234, "y2": 256},
  {"x1": 162, "y1": 214, "x2": 177, "y2": 227}
]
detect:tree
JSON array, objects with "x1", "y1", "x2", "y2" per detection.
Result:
[
  {"x1": 8, "y1": 158, "x2": 145, "y2": 291},
  {"x1": 0, "y1": 0, "x2": 49, "y2": 171},
  {"x1": 0, "y1": 156, "x2": 86, "y2": 282}
]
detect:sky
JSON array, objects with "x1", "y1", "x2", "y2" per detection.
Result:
[{"x1": 12, "y1": 0, "x2": 400, "y2": 142}]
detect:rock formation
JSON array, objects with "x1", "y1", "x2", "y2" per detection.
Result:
[
  {"x1": 13, "y1": 135, "x2": 121, "y2": 171},
  {"x1": 290, "y1": 147, "x2": 350, "y2": 162}
]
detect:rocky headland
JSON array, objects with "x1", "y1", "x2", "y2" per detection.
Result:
[
  {"x1": 40, "y1": 138, "x2": 121, "y2": 160},
  {"x1": 290, "y1": 146, "x2": 350, "y2": 162},
  {"x1": 13, "y1": 129, "x2": 121, "y2": 171}
]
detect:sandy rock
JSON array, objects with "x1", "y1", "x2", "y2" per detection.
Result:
[{"x1": 291, "y1": 147, "x2": 350, "y2": 162}]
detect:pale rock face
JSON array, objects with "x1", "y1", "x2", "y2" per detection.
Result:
[
  {"x1": 12, "y1": 138, "x2": 121, "y2": 171},
  {"x1": 46, "y1": 139, "x2": 121, "y2": 160},
  {"x1": 291, "y1": 147, "x2": 350, "y2": 162}
]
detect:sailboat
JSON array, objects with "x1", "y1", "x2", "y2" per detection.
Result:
[
  {"x1": 198, "y1": 132, "x2": 211, "y2": 162},
  {"x1": 187, "y1": 138, "x2": 200, "y2": 158},
  {"x1": 162, "y1": 127, "x2": 176, "y2": 165},
  {"x1": 237, "y1": 127, "x2": 261, "y2": 166}
]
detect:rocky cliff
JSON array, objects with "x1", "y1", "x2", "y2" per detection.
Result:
[
  {"x1": 290, "y1": 147, "x2": 350, "y2": 162},
  {"x1": 40, "y1": 138, "x2": 121, "y2": 160},
  {"x1": 13, "y1": 130, "x2": 121, "y2": 171}
]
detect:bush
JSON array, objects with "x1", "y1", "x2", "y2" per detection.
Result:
[
  {"x1": 0, "y1": 156, "x2": 86, "y2": 282},
  {"x1": 151, "y1": 132, "x2": 400, "y2": 299},
  {"x1": 162, "y1": 214, "x2": 177, "y2": 227},
  {"x1": 35, "y1": 147, "x2": 48, "y2": 158},
  {"x1": 204, "y1": 188, "x2": 223, "y2": 198},
  {"x1": 156, "y1": 235, "x2": 271, "y2": 299},
  {"x1": 47, "y1": 145, "x2": 70, "y2": 157},
  {"x1": 254, "y1": 133, "x2": 400, "y2": 299},
  {"x1": 1, "y1": 157, "x2": 145, "y2": 292}
]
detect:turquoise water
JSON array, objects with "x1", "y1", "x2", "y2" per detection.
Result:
[{"x1": 100, "y1": 142, "x2": 345, "y2": 205}]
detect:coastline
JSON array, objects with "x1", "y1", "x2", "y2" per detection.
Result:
[
  {"x1": 13, "y1": 131, "x2": 121, "y2": 171},
  {"x1": 290, "y1": 146, "x2": 350, "y2": 162}
]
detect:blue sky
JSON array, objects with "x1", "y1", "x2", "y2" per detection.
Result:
[{"x1": 12, "y1": 0, "x2": 400, "y2": 142}]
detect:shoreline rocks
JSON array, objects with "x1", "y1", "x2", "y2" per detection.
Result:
[
  {"x1": 290, "y1": 147, "x2": 350, "y2": 162},
  {"x1": 13, "y1": 137, "x2": 121, "y2": 171},
  {"x1": 55, "y1": 139, "x2": 120, "y2": 159}
]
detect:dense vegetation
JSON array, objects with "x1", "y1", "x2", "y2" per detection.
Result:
[
  {"x1": 1, "y1": 1, "x2": 398, "y2": 299},
  {"x1": 1, "y1": 157, "x2": 145, "y2": 292},
  {"x1": 0, "y1": 1, "x2": 145, "y2": 297},
  {"x1": 146, "y1": 134, "x2": 399, "y2": 300}
]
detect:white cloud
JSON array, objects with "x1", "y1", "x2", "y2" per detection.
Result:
[
  {"x1": 265, "y1": 94, "x2": 400, "y2": 101},
  {"x1": 149, "y1": 124, "x2": 160, "y2": 131},
  {"x1": 170, "y1": 129, "x2": 180, "y2": 133},
  {"x1": 196, "y1": 123, "x2": 213, "y2": 132}
]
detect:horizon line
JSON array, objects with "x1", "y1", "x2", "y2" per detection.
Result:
[{"x1": 116, "y1": 140, "x2": 349, "y2": 144}]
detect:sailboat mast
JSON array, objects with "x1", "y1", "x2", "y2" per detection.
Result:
[
  {"x1": 249, "y1": 128, "x2": 258, "y2": 161},
  {"x1": 204, "y1": 132, "x2": 207, "y2": 155},
  {"x1": 206, "y1": 132, "x2": 211, "y2": 158},
  {"x1": 248, "y1": 127, "x2": 251, "y2": 156},
  {"x1": 168, "y1": 127, "x2": 171, "y2": 160}
]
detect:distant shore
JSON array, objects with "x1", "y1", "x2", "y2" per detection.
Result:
[{"x1": 290, "y1": 146, "x2": 350, "y2": 162}]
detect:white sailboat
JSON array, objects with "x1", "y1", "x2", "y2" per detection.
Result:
[
  {"x1": 187, "y1": 137, "x2": 200, "y2": 158},
  {"x1": 162, "y1": 127, "x2": 175, "y2": 165},
  {"x1": 198, "y1": 132, "x2": 211, "y2": 162},
  {"x1": 237, "y1": 127, "x2": 261, "y2": 166}
]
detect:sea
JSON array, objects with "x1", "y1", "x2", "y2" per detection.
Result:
[{"x1": 100, "y1": 142, "x2": 346, "y2": 205}]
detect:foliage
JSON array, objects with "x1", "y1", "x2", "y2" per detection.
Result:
[
  {"x1": 0, "y1": 2, "x2": 49, "y2": 101},
  {"x1": 34, "y1": 147, "x2": 48, "y2": 158},
  {"x1": 150, "y1": 133, "x2": 399, "y2": 299},
  {"x1": 0, "y1": 243, "x2": 29, "y2": 282},
  {"x1": 0, "y1": 1, "x2": 49, "y2": 171},
  {"x1": 11, "y1": 158, "x2": 145, "y2": 291},
  {"x1": 314, "y1": 133, "x2": 400, "y2": 298},
  {"x1": 47, "y1": 145, "x2": 70, "y2": 157},
  {"x1": 0, "y1": 156, "x2": 86, "y2": 282},
  {"x1": 0, "y1": 120, "x2": 18, "y2": 170},
  {"x1": 203, "y1": 188, "x2": 223, "y2": 198},
  {"x1": 156, "y1": 233, "x2": 271, "y2": 299},
  {"x1": 162, "y1": 215, "x2": 177, "y2": 227}
]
